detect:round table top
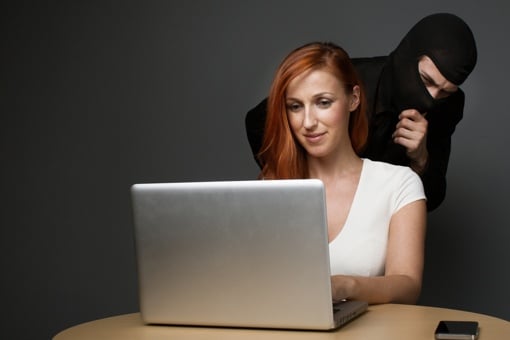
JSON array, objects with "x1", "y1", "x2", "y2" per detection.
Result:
[{"x1": 53, "y1": 304, "x2": 510, "y2": 340}]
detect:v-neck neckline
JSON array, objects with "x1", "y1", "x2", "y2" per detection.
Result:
[{"x1": 328, "y1": 158, "x2": 366, "y2": 244}]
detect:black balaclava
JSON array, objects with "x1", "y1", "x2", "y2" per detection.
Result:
[{"x1": 388, "y1": 13, "x2": 477, "y2": 113}]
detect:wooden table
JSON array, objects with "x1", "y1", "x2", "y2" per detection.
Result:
[{"x1": 53, "y1": 304, "x2": 510, "y2": 339}]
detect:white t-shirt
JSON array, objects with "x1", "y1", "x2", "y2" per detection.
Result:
[{"x1": 329, "y1": 158, "x2": 426, "y2": 277}]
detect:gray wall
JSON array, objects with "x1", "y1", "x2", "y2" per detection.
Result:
[{"x1": 1, "y1": 1, "x2": 509, "y2": 339}]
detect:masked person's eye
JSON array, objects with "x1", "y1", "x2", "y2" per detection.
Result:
[{"x1": 420, "y1": 74, "x2": 432, "y2": 87}]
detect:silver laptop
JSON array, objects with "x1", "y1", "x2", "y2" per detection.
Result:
[{"x1": 131, "y1": 179, "x2": 367, "y2": 330}]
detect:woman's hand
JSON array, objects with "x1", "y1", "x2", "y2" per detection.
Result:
[{"x1": 331, "y1": 275, "x2": 357, "y2": 302}]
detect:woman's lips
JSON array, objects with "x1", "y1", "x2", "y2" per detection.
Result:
[{"x1": 304, "y1": 132, "x2": 326, "y2": 143}]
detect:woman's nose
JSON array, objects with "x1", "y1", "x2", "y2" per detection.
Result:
[{"x1": 303, "y1": 107, "x2": 318, "y2": 129}]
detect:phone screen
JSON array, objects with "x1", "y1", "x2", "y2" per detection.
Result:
[{"x1": 435, "y1": 321, "x2": 479, "y2": 339}]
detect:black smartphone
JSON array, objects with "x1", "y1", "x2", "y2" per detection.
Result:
[{"x1": 434, "y1": 320, "x2": 479, "y2": 340}]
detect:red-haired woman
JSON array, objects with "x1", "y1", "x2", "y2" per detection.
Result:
[{"x1": 258, "y1": 42, "x2": 427, "y2": 305}]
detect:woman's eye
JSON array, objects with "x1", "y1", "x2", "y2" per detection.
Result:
[
  {"x1": 317, "y1": 99, "x2": 332, "y2": 108},
  {"x1": 287, "y1": 103, "x2": 302, "y2": 112}
]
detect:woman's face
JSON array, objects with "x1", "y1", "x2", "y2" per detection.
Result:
[{"x1": 286, "y1": 69, "x2": 360, "y2": 159}]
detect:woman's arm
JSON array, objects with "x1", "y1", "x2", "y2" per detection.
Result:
[{"x1": 331, "y1": 199, "x2": 427, "y2": 304}]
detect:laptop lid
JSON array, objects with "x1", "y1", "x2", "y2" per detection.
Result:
[{"x1": 131, "y1": 179, "x2": 366, "y2": 330}]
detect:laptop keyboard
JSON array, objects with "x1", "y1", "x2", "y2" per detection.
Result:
[{"x1": 332, "y1": 301, "x2": 367, "y2": 326}]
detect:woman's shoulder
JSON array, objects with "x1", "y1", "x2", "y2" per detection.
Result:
[
  {"x1": 361, "y1": 159, "x2": 425, "y2": 207},
  {"x1": 363, "y1": 158, "x2": 415, "y2": 175},
  {"x1": 362, "y1": 158, "x2": 421, "y2": 186}
]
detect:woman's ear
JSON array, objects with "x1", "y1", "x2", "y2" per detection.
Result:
[{"x1": 349, "y1": 85, "x2": 361, "y2": 112}]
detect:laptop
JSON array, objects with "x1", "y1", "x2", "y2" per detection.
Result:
[{"x1": 131, "y1": 179, "x2": 367, "y2": 330}]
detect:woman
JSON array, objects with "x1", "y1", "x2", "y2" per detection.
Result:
[{"x1": 258, "y1": 42, "x2": 427, "y2": 304}]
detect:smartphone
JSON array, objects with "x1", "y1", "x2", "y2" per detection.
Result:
[{"x1": 434, "y1": 321, "x2": 479, "y2": 340}]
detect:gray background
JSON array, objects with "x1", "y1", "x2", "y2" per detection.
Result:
[{"x1": 1, "y1": 1, "x2": 509, "y2": 339}]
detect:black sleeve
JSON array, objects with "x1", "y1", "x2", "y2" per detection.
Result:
[
  {"x1": 421, "y1": 90, "x2": 465, "y2": 211},
  {"x1": 244, "y1": 98, "x2": 268, "y2": 168}
]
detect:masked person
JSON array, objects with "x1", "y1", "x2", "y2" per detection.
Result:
[{"x1": 245, "y1": 13, "x2": 477, "y2": 211}]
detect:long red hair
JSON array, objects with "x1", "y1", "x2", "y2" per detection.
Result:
[{"x1": 258, "y1": 42, "x2": 368, "y2": 179}]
